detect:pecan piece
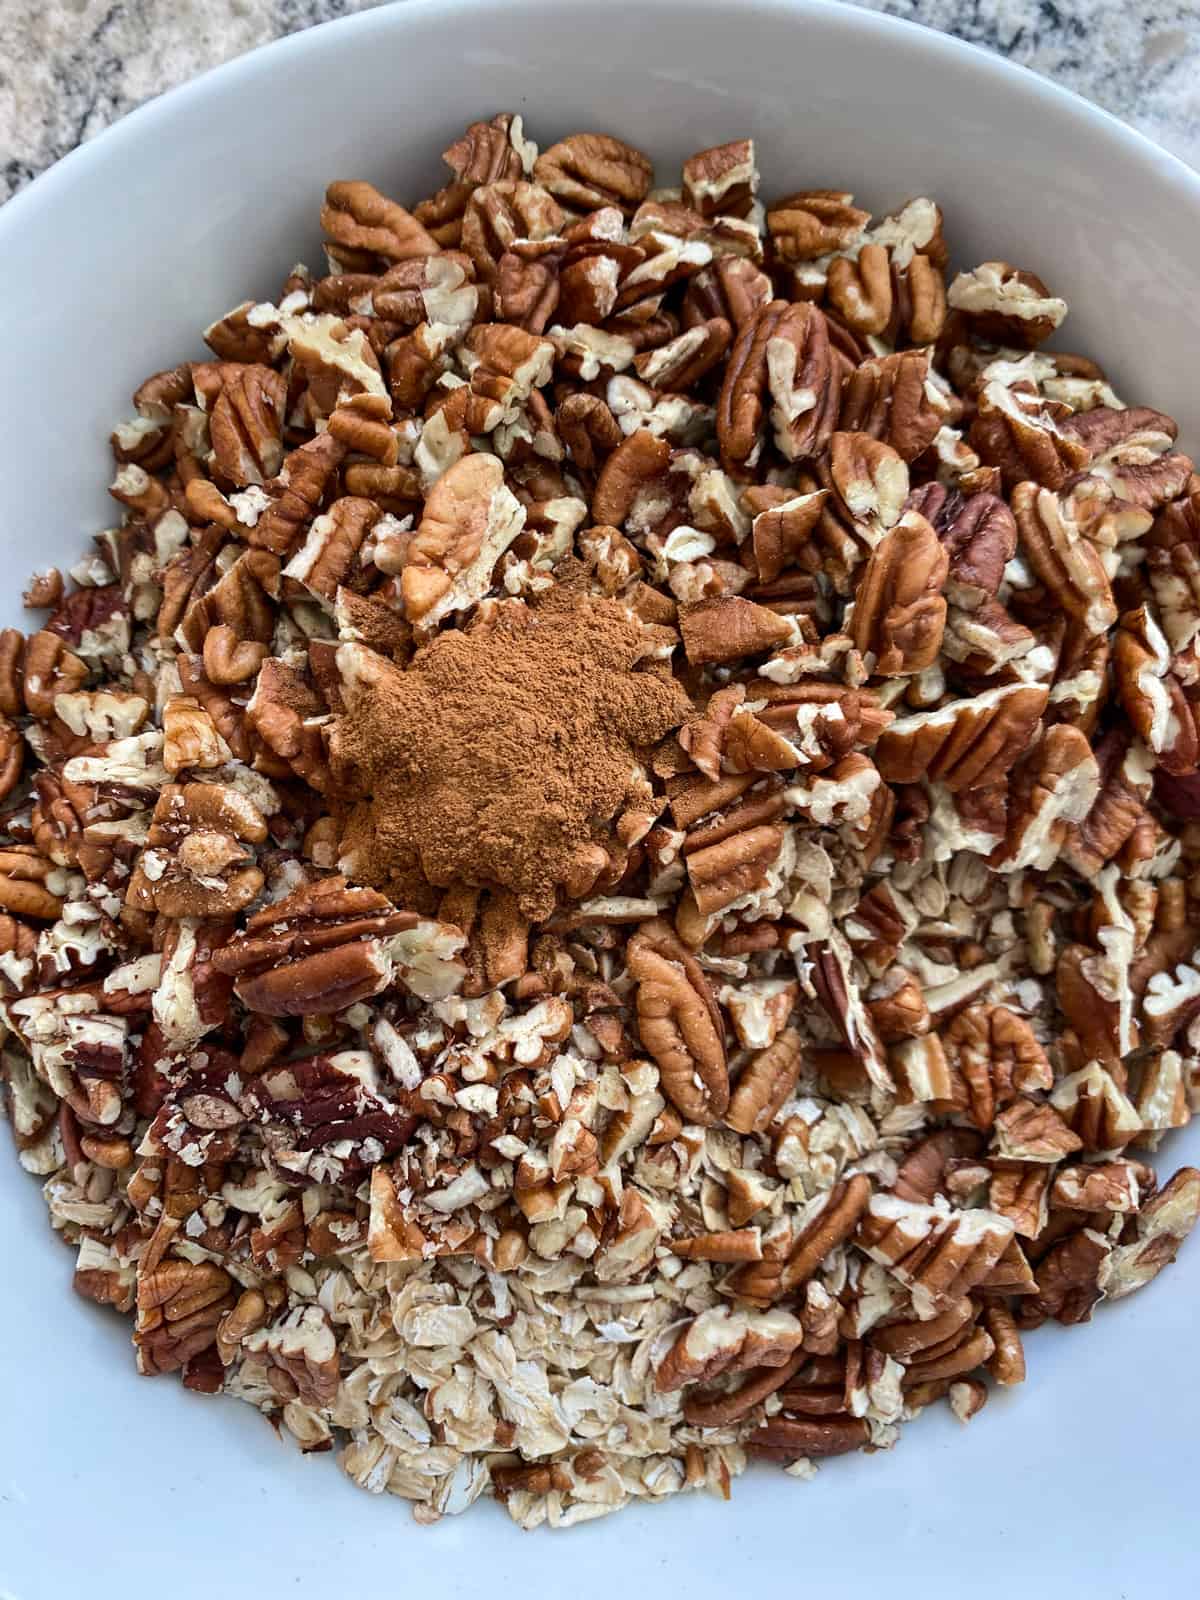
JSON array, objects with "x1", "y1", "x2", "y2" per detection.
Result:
[
  {"x1": 747, "y1": 1415, "x2": 869, "y2": 1461},
  {"x1": 134, "y1": 1259, "x2": 235, "y2": 1377},
  {"x1": 970, "y1": 382, "x2": 1089, "y2": 490},
  {"x1": 1012, "y1": 480, "x2": 1117, "y2": 638},
  {"x1": 767, "y1": 190, "x2": 869, "y2": 262},
  {"x1": 443, "y1": 112, "x2": 534, "y2": 187},
  {"x1": 717, "y1": 300, "x2": 836, "y2": 468},
  {"x1": 909, "y1": 483, "x2": 1017, "y2": 608},
  {"x1": 655, "y1": 1305, "x2": 803, "y2": 1391},
  {"x1": 402, "y1": 453, "x2": 526, "y2": 629},
  {"x1": 991, "y1": 1098, "x2": 1084, "y2": 1162},
  {"x1": 991, "y1": 724, "x2": 1101, "y2": 871},
  {"x1": 1113, "y1": 603, "x2": 1199, "y2": 775},
  {"x1": 533, "y1": 133, "x2": 653, "y2": 215},
  {"x1": 126, "y1": 781, "x2": 266, "y2": 919},
  {"x1": 204, "y1": 363, "x2": 286, "y2": 488},
  {"x1": 211, "y1": 876, "x2": 465, "y2": 1015},
  {"x1": 1099, "y1": 1167, "x2": 1200, "y2": 1299},
  {"x1": 857, "y1": 1193, "x2": 1014, "y2": 1317},
  {"x1": 827, "y1": 243, "x2": 893, "y2": 338},
  {"x1": 627, "y1": 917, "x2": 728, "y2": 1124},
  {"x1": 941, "y1": 1005, "x2": 1053, "y2": 1130},
  {"x1": 947, "y1": 261, "x2": 1067, "y2": 347},
  {"x1": 782, "y1": 1175, "x2": 873, "y2": 1293},
  {"x1": 875, "y1": 682, "x2": 1048, "y2": 791},
  {"x1": 849, "y1": 509, "x2": 948, "y2": 675},
  {"x1": 679, "y1": 594, "x2": 793, "y2": 666},
  {"x1": 244, "y1": 1305, "x2": 342, "y2": 1407},
  {"x1": 840, "y1": 349, "x2": 941, "y2": 462},
  {"x1": 725, "y1": 1027, "x2": 803, "y2": 1135},
  {"x1": 682, "y1": 139, "x2": 758, "y2": 219},
  {"x1": 321, "y1": 179, "x2": 438, "y2": 265}
]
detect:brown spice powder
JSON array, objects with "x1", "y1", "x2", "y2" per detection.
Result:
[{"x1": 330, "y1": 583, "x2": 692, "y2": 918}]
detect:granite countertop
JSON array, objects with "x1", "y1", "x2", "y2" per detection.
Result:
[{"x1": 2, "y1": 0, "x2": 1199, "y2": 200}]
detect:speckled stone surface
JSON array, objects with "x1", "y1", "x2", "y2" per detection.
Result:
[{"x1": 2, "y1": 0, "x2": 1199, "y2": 202}]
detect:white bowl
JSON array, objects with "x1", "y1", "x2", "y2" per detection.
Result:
[{"x1": 2, "y1": 1, "x2": 1199, "y2": 1593}]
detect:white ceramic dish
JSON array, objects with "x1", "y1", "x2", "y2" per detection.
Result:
[{"x1": 2, "y1": 1, "x2": 1199, "y2": 1593}]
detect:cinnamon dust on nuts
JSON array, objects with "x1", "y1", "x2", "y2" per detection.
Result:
[{"x1": 330, "y1": 580, "x2": 691, "y2": 917}]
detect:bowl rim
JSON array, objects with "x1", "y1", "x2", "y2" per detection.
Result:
[{"x1": 2, "y1": 0, "x2": 1198, "y2": 237}]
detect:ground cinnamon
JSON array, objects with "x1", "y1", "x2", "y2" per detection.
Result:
[{"x1": 330, "y1": 582, "x2": 692, "y2": 918}]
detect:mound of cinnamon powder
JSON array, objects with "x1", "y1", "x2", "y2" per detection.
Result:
[{"x1": 330, "y1": 583, "x2": 691, "y2": 919}]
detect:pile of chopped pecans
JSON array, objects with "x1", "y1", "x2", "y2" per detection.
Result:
[{"x1": 3, "y1": 114, "x2": 1200, "y2": 1530}]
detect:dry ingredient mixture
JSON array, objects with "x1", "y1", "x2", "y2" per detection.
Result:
[{"x1": 2, "y1": 115, "x2": 1200, "y2": 1530}]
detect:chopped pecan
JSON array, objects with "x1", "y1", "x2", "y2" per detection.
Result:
[
  {"x1": 1113, "y1": 604, "x2": 1199, "y2": 775},
  {"x1": 679, "y1": 594, "x2": 793, "y2": 666},
  {"x1": 203, "y1": 363, "x2": 286, "y2": 487},
  {"x1": 1050, "y1": 1059, "x2": 1143, "y2": 1151},
  {"x1": 909, "y1": 484, "x2": 1016, "y2": 608},
  {"x1": 970, "y1": 382, "x2": 1089, "y2": 490},
  {"x1": 655, "y1": 1304, "x2": 804, "y2": 1391},
  {"x1": 1023, "y1": 1227, "x2": 1111, "y2": 1326},
  {"x1": 717, "y1": 300, "x2": 836, "y2": 468},
  {"x1": 1061, "y1": 728, "x2": 1152, "y2": 877},
  {"x1": 1099, "y1": 1167, "x2": 1200, "y2": 1299},
  {"x1": 246, "y1": 656, "x2": 332, "y2": 791},
  {"x1": 991, "y1": 724, "x2": 1101, "y2": 871},
  {"x1": 747, "y1": 1414, "x2": 869, "y2": 1461},
  {"x1": 857, "y1": 1193, "x2": 1014, "y2": 1316},
  {"x1": 991, "y1": 1098, "x2": 1084, "y2": 1162},
  {"x1": 126, "y1": 782, "x2": 266, "y2": 919},
  {"x1": 767, "y1": 190, "x2": 869, "y2": 262},
  {"x1": 682, "y1": 139, "x2": 758, "y2": 219}
]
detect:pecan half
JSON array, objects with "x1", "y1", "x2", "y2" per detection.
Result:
[
  {"x1": 875, "y1": 683, "x2": 1048, "y2": 791},
  {"x1": 848, "y1": 510, "x2": 948, "y2": 675},
  {"x1": 402, "y1": 453, "x2": 526, "y2": 629},
  {"x1": 627, "y1": 918, "x2": 728, "y2": 1124}
]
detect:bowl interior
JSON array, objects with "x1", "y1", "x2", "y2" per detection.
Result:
[{"x1": 1, "y1": 2, "x2": 1198, "y2": 1594}]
